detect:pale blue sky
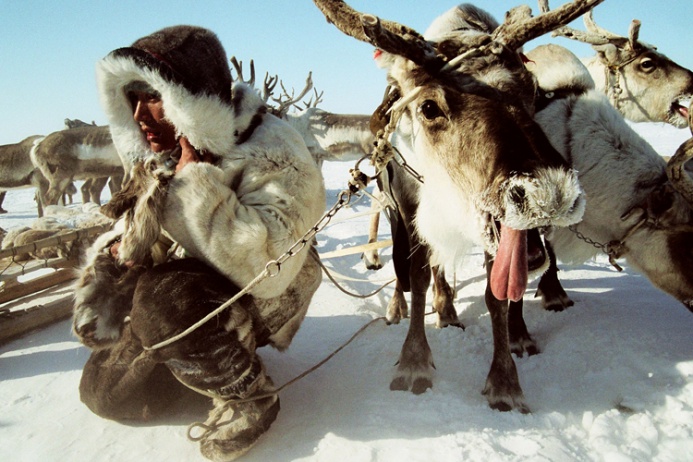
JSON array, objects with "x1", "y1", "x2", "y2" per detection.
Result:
[{"x1": 1, "y1": 0, "x2": 691, "y2": 145}]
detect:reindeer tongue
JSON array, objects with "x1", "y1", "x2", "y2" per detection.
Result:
[{"x1": 490, "y1": 224, "x2": 528, "y2": 302}]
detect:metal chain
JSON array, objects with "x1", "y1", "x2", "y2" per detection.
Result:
[
  {"x1": 568, "y1": 224, "x2": 610, "y2": 254},
  {"x1": 144, "y1": 181, "x2": 366, "y2": 351},
  {"x1": 568, "y1": 223, "x2": 630, "y2": 272},
  {"x1": 392, "y1": 145, "x2": 424, "y2": 184}
]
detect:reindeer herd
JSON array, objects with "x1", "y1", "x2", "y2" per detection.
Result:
[{"x1": 3, "y1": 0, "x2": 692, "y2": 417}]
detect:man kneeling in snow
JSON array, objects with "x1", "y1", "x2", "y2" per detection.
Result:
[{"x1": 71, "y1": 25, "x2": 325, "y2": 461}]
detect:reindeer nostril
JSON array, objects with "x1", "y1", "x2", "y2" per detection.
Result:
[{"x1": 509, "y1": 186, "x2": 526, "y2": 206}]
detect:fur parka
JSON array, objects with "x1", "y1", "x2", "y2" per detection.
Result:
[{"x1": 89, "y1": 25, "x2": 325, "y2": 344}]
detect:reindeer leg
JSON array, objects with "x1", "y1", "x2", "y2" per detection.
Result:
[
  {"x1": 385, "y1": 278, "x2": 408, "y2": 324},
  {"x1": 89, "y1": 177, "x2": 109, "y2": 205},
  {"x1": 109, "y1": 175, "x2": 124, "y2": 195},
  {"x1": 362, "y1": 205, "x2": 384, "y2": 270},
  {"x1": 0, "y1": 191, "x2": 7, "y2": 213},
  {"x1": 46, "y1": 174, "x2": 71, "y2": 206},
  {"x1": 81, "y1": 180, "x2": 91, "y2": 204},
  {"x1": 390, "y1": 241, "x2": 434, "y2": 394},
  {"x1": 431, "y1": 266, "x2": 463, "y2": 329},
  {"x1": 508, "y1": 299, "x2": 539, "y2": 357},
  {"x1": 535, "y1": 239, "x2": 574, "y2": 311},
  {"x1": 482, "y1": 252, "x2": 529, "y2": 413}
]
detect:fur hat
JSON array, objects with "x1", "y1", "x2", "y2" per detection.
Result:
[
  {"x1": 96, "y1": 25, "x2": 253, "y2": 164},
  {"x1": 123, "y1": 25, "x2": 232, "y2": 102}
]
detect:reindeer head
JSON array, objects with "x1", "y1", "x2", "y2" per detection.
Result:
[
  {"x1": 314, "y1": 0, "x2": 596, "y2": 300},
  {"x1": 544, "y1": 1, "x2": 693, "y2": 127}
]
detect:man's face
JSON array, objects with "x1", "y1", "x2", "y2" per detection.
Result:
[{"x1": 128, "y1": 90, "x2": 177, "y2": 152}]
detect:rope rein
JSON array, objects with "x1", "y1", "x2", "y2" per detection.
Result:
[
  {"x1": 603, "y1": 53, "x2": 639, "y2": 113},
  {"x1": 186, "y1": 314, "x2": 387, "y2": 442},
  {"x1": 144, "y1": 186, "x2": 365, "y2": 352},
  {"x1": 145, "y1": 88, "x2": 407, "y2": 352}
]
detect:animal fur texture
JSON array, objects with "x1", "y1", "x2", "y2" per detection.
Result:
[{"x1": 528, "y1": 44, "x2": 693, "y2": 307}]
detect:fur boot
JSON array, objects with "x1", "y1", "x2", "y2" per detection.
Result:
[
  {"x1": 129, "y1": 258, "x2": 281, "y2": 461},
  {"x1": 79, "y1": 322, "x2": 187, "y2": 421},
  {"x1": 198, "y1": 379, "x2": 280, "y2": 462}
]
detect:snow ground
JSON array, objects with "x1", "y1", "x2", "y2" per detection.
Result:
[{"x1": 0, "y1": 122, "x2": 691, "y2": 462}]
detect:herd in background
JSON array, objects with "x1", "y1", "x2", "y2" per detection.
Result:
[{"x1": 1, "y1": 0, "x2": 692, "y2": 412}]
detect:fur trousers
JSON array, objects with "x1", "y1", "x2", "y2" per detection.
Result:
[{"x1": 79, "y1": 258, "x2": 271, "y2": 421}]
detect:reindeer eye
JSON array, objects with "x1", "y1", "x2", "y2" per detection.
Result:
[
  {"x1": 639, "y1": 57, "x2": 656, "y2": 73},
  {"x1": 418, "y1": 100, "x2": 444, "y2": 121}
]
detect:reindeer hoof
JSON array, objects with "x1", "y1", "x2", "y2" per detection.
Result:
[
  {"x1": 436, "y1": 317, "x2": 465, "y2": 329},
  {"x1": 390, "y1": 364, "x2": 434, "y2": 394},
  {"x1": 511, "y1": 338, "x2": 540, "y2": 357},
  {"x1": 361, "y1": 252, "x2": 383, "y2": 270},
  {"x1": 389, "y1": 376, "x2": 409, "y2": 391},
  {"x1": 482, "y1": 382, "x2": 530, "y2": 414},
  {"x1": 411, "y1": 377, "x2": 433, "y2": 395},
  {"x1": 536, "y1": 286, "x2": 574, "y2": 312}
]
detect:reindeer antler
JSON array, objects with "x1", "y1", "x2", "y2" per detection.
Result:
[
  {"x1": 314, "y1": 0, "x2": 604, "y2": 69},
  {"x1": 543, "y1": 1, "x2": 645, "y2": 53},
  {"x1": 494, "y1": 0, "x2": 605, "y2": 51},
  {"x1": 261, "y1": 72, "x2": 279, "y2": 103},
  {"x1": 312, "y1": 0, "x2": 441, "y2": 69},
  {"x1": 302, "y1": 88, "x2": 325, "y2": 109},
  {"x1": 271, "y1": 72, "x2": 315, "y2": 117},
  {"x1": 230, "y1": 56, "x2": 256, "y2": 86}
]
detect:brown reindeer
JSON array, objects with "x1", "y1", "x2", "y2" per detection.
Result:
[
  {"x1": 63, "y1": 118, "x2": 124, "y2": 204},
  {"x1": 313, "y1": 0, "x2": 600, "y2": 412},
  {"x1": 31, "y1": 124, "x2": 124, "y2": 206},
  {"x1": 0, "y1": 135, "x2": 49, "y2": 216}
]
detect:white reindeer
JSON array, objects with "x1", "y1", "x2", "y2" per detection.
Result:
[
  {"x1": 523, "y1": 43, "x2": 693, "y2": 313},
  {"x1": 546, "y1": 6, "x2": 693, "y2": 127}
]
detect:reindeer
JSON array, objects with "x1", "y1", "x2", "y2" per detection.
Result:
[
  {"x1": 313, "y1": 0, "x2": 602, "y2": 412},
  {"x1": 31, "y1": 124, "x2": 124, "y2": 207},
  {"x1": 229, "y1": 57, "x2": 375, "y2": 167},
  {"x1": 513, "y1": 1, "x2": 693, "y2": 312},
  {"x1": 63, "y1": 118, "x2": 124, "y2": 205},
  {"x1": 230, "y1": 58, "x2": 387, "y2": 269},
  {"x1": 547, "y1": 8, "x2": 693, "y2": 128},
  {"x1": 0, "y1": 135, "x2": 49, "y2": 216},
  {"x1": 519, "y1": 43, "x2": 693, "y2": 316}
]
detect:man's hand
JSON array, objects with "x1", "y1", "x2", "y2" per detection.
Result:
[
  {"x1": 109, "y1": 241, "x2": 135, "y2": 268},
  {"x1": 176, "y1": 137, "x2": 215, "y2": 173}
]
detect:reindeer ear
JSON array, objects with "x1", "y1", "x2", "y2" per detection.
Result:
[
  {"x1": 593, "y1": 43, "x2": 619, "y2": 65},
  {"x1": 645, "y1": 184, "x2": 675, "y2": 220},
  {"x1": 369, "y1": 86, "x2": 400, "y2": 135}
]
